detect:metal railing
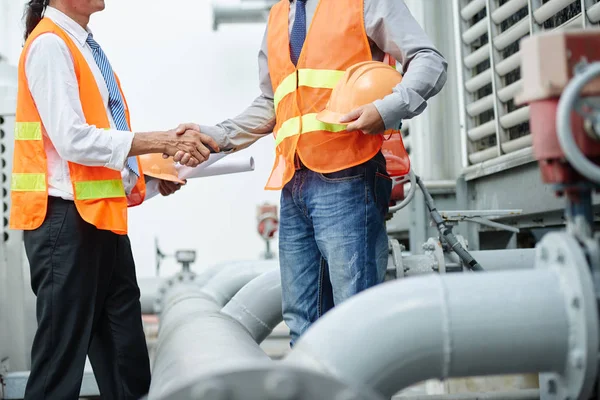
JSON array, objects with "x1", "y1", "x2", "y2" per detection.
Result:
[{"x1": 453, "y1": 0, "x2": 600, "y2": 179}]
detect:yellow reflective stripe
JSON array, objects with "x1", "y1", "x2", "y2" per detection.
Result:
[
  {"x1": 274, "y1": 113, "x2": 347, "y2": 146},
  {"x1": 273, "y1": 69, "x2": 345, "y2": 110},
  {"x1": 274, "y1": 72, "x2": 297, "y2": 110},
  {"x1": 298, "y1": 69, "x2": 345, "y2": 90},
  {"x1": 14, "y1": 122, "x2": 42, "y2": 140},
  {"x1": 11, "y1": 173, "x2": 46, "y2": 192},
  {"x1": 74, "y1": 179, "x2": 125, "y2": 200}
]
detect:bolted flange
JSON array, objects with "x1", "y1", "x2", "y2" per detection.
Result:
[{"x1": 535, "y1": 232, "x2": 599, "y2": 400}]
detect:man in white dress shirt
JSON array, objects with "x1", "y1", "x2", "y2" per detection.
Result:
[{"x1": 14, "y1": 0, "x2": 218, "y2": 399}]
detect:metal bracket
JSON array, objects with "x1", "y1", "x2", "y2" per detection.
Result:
[
  {"x1": 389, "y1": 239, "x2": 405, "y2": 279},
  {"x1": 422, "y1": 238, "x2": 445, "y2": 274},
  {"x1": 438, "y1": 209, "x2": 522, "y2": 233}
]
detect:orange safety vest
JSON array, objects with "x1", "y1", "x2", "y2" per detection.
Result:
[
  {"x1": 265, "y1": 0, "x2": 403, "y2": 190},
  {"x1": 9, "y1": 18, "x2": 145, "y2": 235}
]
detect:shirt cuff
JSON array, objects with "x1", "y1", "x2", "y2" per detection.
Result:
[
  {"x1": 373, "y1": 96, "x2": 405, "y2": 131},
  {"x1": 106, "y1": 130, "x2": 135, "y2": 171},
  {"x1": 199, "y1": 125, "x2": 231, "y2": 152}
]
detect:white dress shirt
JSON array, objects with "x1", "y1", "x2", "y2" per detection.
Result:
[{"x1": 25, "y1": 6, "x2": 136, "y2": 201}]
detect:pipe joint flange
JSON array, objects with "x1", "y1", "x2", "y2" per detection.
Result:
[
  {"x1": 154, "y1": 270, "x2": 198, "y2": 314},
  {"x1": 150, "y1": 365, "x2": 385, "y2": 400},
  {"x1": 389, "y1": 239, "x2": 405, "y2": 279},
  {"x1": 535, "y1": 232, "x2": 599, "y2": 400},
  {"x1": 423, "y1": 237, "x2": 445, "y2": 273}
]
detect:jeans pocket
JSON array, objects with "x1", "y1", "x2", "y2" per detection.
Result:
[
  {"x1": 374, "y1": 171, "x2": 392, "y2": 216},
  {"x1": 318, "y1": 165, "x2": 365, "y2": 182}
]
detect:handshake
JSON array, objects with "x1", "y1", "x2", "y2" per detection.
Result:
[{"x1": 130, "y1": 123, "x2": 219, "y2": 167}]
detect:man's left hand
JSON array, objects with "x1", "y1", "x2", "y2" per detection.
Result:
[
  {"x1": 340, "y1": 104, "x2": 386, "y2": 135},
  {"x1": 158, "y1": 179, "x2": 185, "y2": 196}
]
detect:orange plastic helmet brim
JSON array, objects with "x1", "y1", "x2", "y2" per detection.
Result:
[
  {"x1": 145, "y1": 172, "x2": 186, "y2": 185},
  {"x1": 316, "y1": 109, "x2": 348, "y2": 126}
]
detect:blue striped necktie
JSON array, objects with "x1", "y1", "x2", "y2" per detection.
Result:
[
  {"x1": 86, "y1": 34, "x2": 140, "y2": 177},
  {"x1": 290, "y1": 0, "x2": 307, "y2": 66}
]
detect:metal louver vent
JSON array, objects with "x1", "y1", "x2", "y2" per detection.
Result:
[
  {"x1": 0, "y1": 115, "x2": 8, "y2": 243},
  {"x1": 454, "y1": 0, "x2": 600, "y2": 175}
]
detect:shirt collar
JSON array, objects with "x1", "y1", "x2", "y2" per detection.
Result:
[{"x1": 44, "y1": 6, "x2": 92, "y2": 47}]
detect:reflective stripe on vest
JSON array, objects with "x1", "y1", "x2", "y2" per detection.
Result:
[
  {"x1": 11, "y1": 173, "x2": 46, "y2": 192},
  {"x1": 15, "y1": 122, "x2": 42, "y2": 140},
  {"x1": 10, "y1": 174, "x2": 125, "y2": 200},
  {"x1": 274, "y1": 113, "x2": 347, "y2": 146},
  {"x1": 13, "y1": 122, "x2": 126, "y2": 200},
  {"x1": 273, "y1": 69, "x2": 345, "y2": 110},
  {"x1": 74, "y1": 179, "x2": 125, "y2": 200}
]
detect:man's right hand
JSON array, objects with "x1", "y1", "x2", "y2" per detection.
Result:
[
  {"x1": 163, "y1": 128, "x2": 220, "y2": 166},
  {"x1": 167, "y1": 123, "x2": 218, "y2": 165},
  {"x1": 129, "y1": 127, "x2": 220, "y2": 168}
]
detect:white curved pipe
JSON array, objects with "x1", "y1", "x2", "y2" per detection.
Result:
[
  {"x1": 221, "y1": 269, "x2": 283, "y2": 344},
  {"x1": 200, "y1": 260, "x2": 278, "y2": 306},
  {"x1": 285, "y1": 269, "x2": 571, "y2": 398},
  {"x1": 149, "y1": 297, "x2": 271, "y2": 399},
  {"x1": 557, "y1": 62, "x2": 600, "y2": 185},
  {"x1": 150, "y1": 262, "x2": 280, "y2": 399}
]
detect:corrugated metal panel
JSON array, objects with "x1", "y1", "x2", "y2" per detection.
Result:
[{"x1": 454, "y1": 0, "x2": 600, "y2": 178}]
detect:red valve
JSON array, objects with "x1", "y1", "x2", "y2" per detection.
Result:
[{"x1": 257, "y1": 204, "x2": 279, "y2": 240}]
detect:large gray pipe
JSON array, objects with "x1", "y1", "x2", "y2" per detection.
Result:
[
  {"x1": 139, "y1": 261, "x2": 248, "y2": 315},
  {"x1": 285, "y1": 268, "x2": 583, "y2": 398},
  {"x1": 463, "y1": 249, "x2": 535, "y2": 271},
  {"x1": 404, "y1": 248, "x2": 536, "y2": 276},
  {"x1": 201, "y1": 260, "x2": 278, "y2": 306},
  {"x1": 221, "y1": 269, "x2": 283, "y2": 343},
  {"x1": 149, "y1": 264, "x2": 279, "y2": 399}
]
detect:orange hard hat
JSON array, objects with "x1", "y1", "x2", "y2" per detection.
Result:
[
  {"x1": 139, "y1": 153, "x2": 186, "y2": 184},
  {"x1": 316, "y1": 61, "x2": 403, "y2": 125}
]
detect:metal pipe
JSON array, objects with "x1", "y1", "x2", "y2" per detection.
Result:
[
  {"x1": 285, "y1": 269, "x2": 571, "y2": 398},
  {"x1": 417, "y1": 175, "x2": 484, "y2": 271},
  {"x1": 149, "y1": 301, "x2": 272, "y2": 399},
  {"x1": 467, "y1": 248, "x2": 535, "y2": 271},
  {"x1": 149, "y1": 263, "x2": 279, "y2": 399},
  {"x1": 141, "y1": 261, "x2": 240, "y2": 315},
  {"x1": 221, "y1": 269, "x2": 283, "y2": 344},
  {"x1": 404, "y1": 248, "x2": 535, "y2": 276},
  {"x1": 401, "y1": 389, "x2": 540, "y2": 400},
  {"x1": 200, "y1": 260, "x2": 278, "y2": 306}
]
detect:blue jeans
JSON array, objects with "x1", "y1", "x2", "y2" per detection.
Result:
[{"x1": 279, "y1": 152, "x2": 392, "y2": 345}]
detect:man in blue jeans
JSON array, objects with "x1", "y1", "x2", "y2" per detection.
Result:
[{"x1": 177, "y1": 0, "x2": 446, "y2": 345}]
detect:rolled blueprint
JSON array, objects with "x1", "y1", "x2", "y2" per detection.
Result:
[
  {"x1": 144, "y1": 155, "x2": 255, "y2": 201},
  {"x1": 177, "y1": 156, "x2": 255, "y2": 179}
]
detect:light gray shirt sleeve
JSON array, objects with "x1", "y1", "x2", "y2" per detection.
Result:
[
  {"x1": 367, "y1": 0, "x2": 448, "y2": 130},
  {"x1": 203, "y1": 0, "x2": 448, "y2": 151},
  {"x1": 199, "y1": 26, "x2": 275, "y2": 152}
]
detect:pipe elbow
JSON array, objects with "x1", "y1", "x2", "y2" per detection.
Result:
[{"x1": 285, "y1": 269, "x2": 570, "y2": 398}]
